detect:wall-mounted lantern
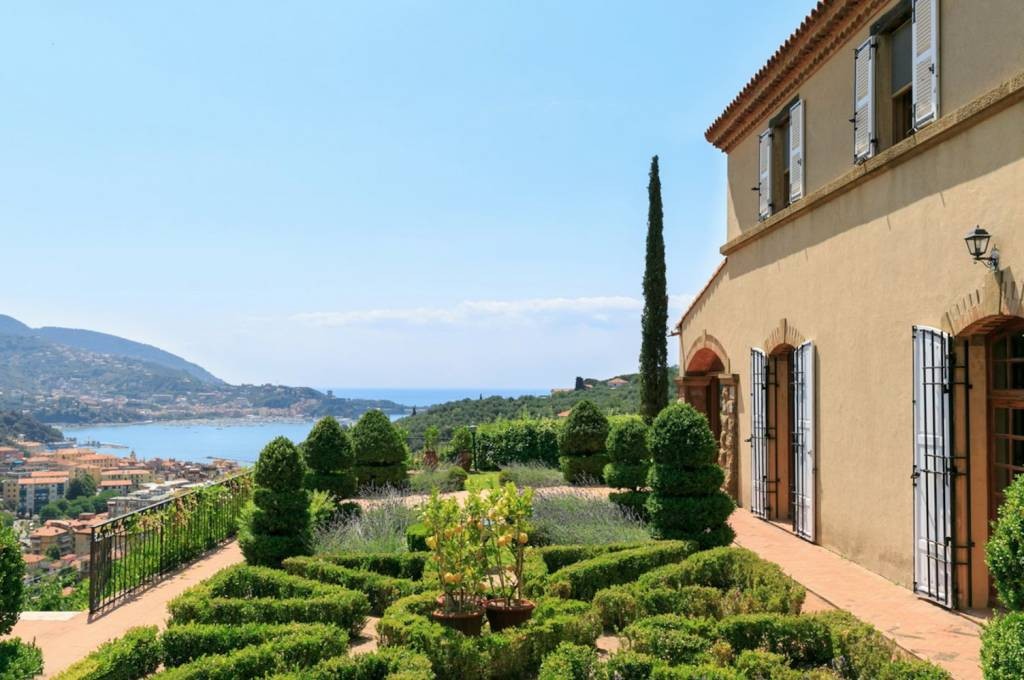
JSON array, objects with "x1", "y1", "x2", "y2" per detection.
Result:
[{"x1": 964, "y1": 226, "x2": 1000, "y2": 271}]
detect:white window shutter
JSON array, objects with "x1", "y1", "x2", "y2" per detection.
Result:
[
  {"x1": 912, "y1": 0, "x2": 939, "y2": 128},
  {"x1": 758, "y1": 129, "x2": 772, "y2": 219},
  {"x1": 853, "y1": 37, "x2": 875, "y2": 162},
  {"x1": 789, "y1": 99, "x2": 805, "y2": 203}
]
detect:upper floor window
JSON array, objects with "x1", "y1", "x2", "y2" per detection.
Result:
[
  {"x1": 853, "y1": 0, "x2": 939, "y2": 162},
  {"x1": 757, "y1": 98, "x2": 804, "y2": 221}
]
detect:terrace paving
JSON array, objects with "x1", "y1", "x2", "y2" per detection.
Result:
[
  {"x1": 8, "y1": 541, "x2": 244, "y2": 679},
  {"x1": 730, "y1": 508, "x2": 983, "y2": 680}
]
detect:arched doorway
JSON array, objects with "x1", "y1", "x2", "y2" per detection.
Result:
[
  {"x1": 683, "y1": 348, "x2": 725, "y2": 440},
  {"x1": 680, "y1": 337, "x2": 739, "y2": 501}
]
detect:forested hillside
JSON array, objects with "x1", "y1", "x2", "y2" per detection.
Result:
[{"x1": 397, "y1": 368, "x2": 677, "y2": 440}]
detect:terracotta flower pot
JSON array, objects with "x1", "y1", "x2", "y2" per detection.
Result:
[
  {"x1": 431, "y1": 607, "x2": 485, "y2": 636},
  {"x1": 485, "y1": 598, "x2": 536, "y2": 631}
]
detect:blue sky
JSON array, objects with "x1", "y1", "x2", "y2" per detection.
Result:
[{"x1": 1, "y1": 2, "x2": 813, "y2": 388}]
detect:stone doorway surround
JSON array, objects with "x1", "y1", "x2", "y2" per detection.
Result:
[{"x1": 679, "y1": 331, "x2": 739, "y2": 500}]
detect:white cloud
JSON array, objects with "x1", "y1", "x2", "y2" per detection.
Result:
[{"x1": 291, "y1": 294, "x2": 693, "y2": 328}]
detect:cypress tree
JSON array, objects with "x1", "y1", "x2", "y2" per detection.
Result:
[{"x1": 640, "y1": 155, "x2": 669, "y2": 421}]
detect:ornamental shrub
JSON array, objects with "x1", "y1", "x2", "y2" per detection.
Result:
[
  {"x1": 980, "y1": 612, "x2": 1024, "y2": 680},
  {"x1": 604, "y1": 651, "x2": 665, "y2": 680},
  {"x1": 266, "y1": 647, "x2": 435, "y2": 680},
  {"x1": 543, "y1": 540, "x2": 696, "y2": 601},
  {"x1": 559, "y1": 401, "x2": 609, "y2": 454},
  {"x1": 302, "y1": 417, "x2": 356, "y2": 498},
  {"x1": 559, "y1": 401, "x2": 610, "y2": 483},
  {"x1": 317, "y1": 551, "x2": 428, "y2": 580},
  {"x1": 537, "y1": 642, "x2": 599, "y2": 680},
  {"x1": 986, "y1": 474, "x2": 1024, "y2": 611},
  {"x1": 0, "y1": 525, "x2": 24, "y2": 636},
  {"x1": 282, "y1": 556, "x2": 425, "y2": 615},
  {"x1": 352, "y1": 410, "x2": 409, "y2": 488},
  {"x1": 715, "y1": 613, "x2": 834, "y2": 666},
  {"x1": 0, "y1": 639, "x2": 43, "y2": 680},
  {"x1": 604, "y1": 415, "x2": 650, "y2": 494},
  {"x1": 152, "y1": 626, "x2": 348, "y2": 680},
  {"x1": 476, "y1": 419, "x2": 561, "y2": 468},
  {"x1": 378, "y1": 593, "x2": 600, "y2": 680},
  {"x1": 240, "y1": 437, "x2": 311, "y2": 567},
  {"x1": 646, "y1": 404, "x2": 734, "y2": 548},
  {"x1": 167, "y1": 565, "x2": 369, "y2": 638},
  {"x1": 161, "y1": 622, "x2": 344, "y2": 667},
  {"x1": 52, "y1": 626, "x2": 160, "y2": 680},
  {"x1": 535, "y1": 542, "x2": 645, "y2": 573}
]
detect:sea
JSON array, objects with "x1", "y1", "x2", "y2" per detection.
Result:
[{"x1": 61, "y1": 387, "x2": 546, "y2": 465}]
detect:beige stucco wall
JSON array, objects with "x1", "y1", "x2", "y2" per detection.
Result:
[
  {"x1": 680, "y1": 97, "x2": 1024, "y2": 590},
  {"x1": 726, "y1": 0, "x2": 1024, "y2": 241}
]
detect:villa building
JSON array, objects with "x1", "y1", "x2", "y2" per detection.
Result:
[{"x1": 676, "y1": 0, "x2": 1023, "y2": 610}]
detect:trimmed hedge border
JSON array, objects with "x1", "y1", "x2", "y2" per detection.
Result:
[
  {"x1": 619, "y1": 611, "x2": 950, "y2": 679},
  {"x1": 151, "y1": 625, "x2": 348, "y2": 680},
  {"x1": 534, "y1": 542, "x2": 648, "y2": 573},
  {"x1": 543, "y1": 540, "x2": 697, "y2": 601},
  {"x1": 282, "y1": 556, "x2": 426, "y2": 614},
  {"x1": 167, "y1": 565, "x2": 369, "y2": 637},
  {"x1": 161, "y1": 622, "x2": 344, "y2": 668},
  {"x1": 52, "y1": 626, "x2": 161, "y2": 680},
  {"x1": 316, "y1": 551, "x2": 429, "y2": 580},
  {"x1": 266, "y1": 647, "x2": 435, "y2": 680},
  {"x1": 378, "y1": 592, "x2": 601, "y2": 680}
]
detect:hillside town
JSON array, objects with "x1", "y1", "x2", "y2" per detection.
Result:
[{"x1": 0, "y1": 439, "x2": 240, "y2": 579}]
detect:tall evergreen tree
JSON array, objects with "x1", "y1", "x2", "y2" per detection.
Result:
[{"x1": 640, "y1": 155, "x2": 669, "y2": 421}]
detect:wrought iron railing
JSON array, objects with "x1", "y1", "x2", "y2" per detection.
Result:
[{"x1": 88, "y1": 472, "x2": 253, "y2": 614}]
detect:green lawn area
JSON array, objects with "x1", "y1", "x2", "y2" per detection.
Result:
[{"x1": 464, "y1": 471, "x2": 500, "y2": 492}]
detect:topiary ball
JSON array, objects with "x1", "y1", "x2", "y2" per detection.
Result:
[
  {"x1": 648, "y1": 403, "x2": 717, "y2": 468},
  {"x1": 558, "y1": 400, "x2": 610, "y2": 455},
  {"x1": 606, "y1": 415, "x2": 649, "y2": 464},
  {"x1": 987, "y1": 474, "x2": 1024, "y2": 610},
  {"x1": 254, "y1": 437, "x2": 306, "y2": 492}
]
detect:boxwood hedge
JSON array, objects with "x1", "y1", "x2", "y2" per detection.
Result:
[
  {"x1": 316, "y1": 551, "x2": 428, "y2": 580},
  {"x1": 378, "y1": 592, "x2": 600, "y2": 680},
  {"x1": 151, "y1": 625, "x2": 348, "y2": 680},
  {"x1": 534, "y1": 542, "x2": 647, "y2": 573},
  {"x1": 543, "y1": 540, "x2": 697, "y2": 601},
  {"x1": 266, "y1": 647, "x2": 435, "y2": 680},
  {"x1": 52, "y1": 626, "x2": 161, "y2": 680},
  {"x1": 282, "y1": 556, "x2": 426, "y2": 614},
  {"x1": 982, "y1": 612, "x2": 1024, "y2": 680},
  {"x1": 167, "y1": 565, "x2": 369, "y2": 637},
  {"x1": 160, "y1": 622, "x2": 345, "y2": 668}
]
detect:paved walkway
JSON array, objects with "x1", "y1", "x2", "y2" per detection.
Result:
[
  {"x1": 730, "y1": 509, "x2": 983, "y2": 680},
  {"x1": 8, "y1": 541, "x2": 244, "y2": 679}
]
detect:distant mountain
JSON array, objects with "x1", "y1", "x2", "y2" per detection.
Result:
[
  {"x1": 0, "y1": 313, "x2": 407, "y2": 424},
  {"x1": 0, "y1": 315, "x2": 221, "y2": 384}
]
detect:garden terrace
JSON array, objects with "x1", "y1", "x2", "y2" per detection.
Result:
[{"x1": 46, "y1": 538, "x2": 952, "y2": 679}]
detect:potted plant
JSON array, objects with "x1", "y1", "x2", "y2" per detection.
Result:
[
  {"x1": 422, "y1": 491, "x2": 486, "y2": 635},
  {"x1": 480, "y1": 483, "x2": 536, "y2": 630},
  {"x1": 422, "y1": 426, "x2": 440, "y2": 470}
]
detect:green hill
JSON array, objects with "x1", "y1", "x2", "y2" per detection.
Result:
[
  {"x1": 397, "y1": 368, "x2": 677, "y2": 441},
  {"x1": 0, "y1": 411, "x2": 63, "y2": 443}
]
